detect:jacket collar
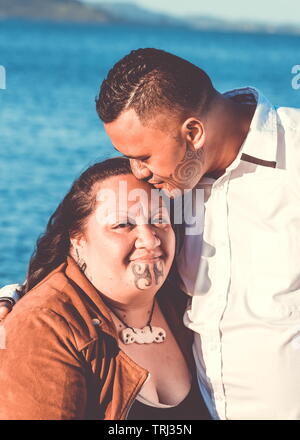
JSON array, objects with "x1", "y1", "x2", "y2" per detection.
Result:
[{"x1": 64, "y1": 256, "x2": 118, "y2": 338}]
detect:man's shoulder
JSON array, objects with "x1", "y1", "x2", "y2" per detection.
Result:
[{"x1": 276, "y1": 106, "x2": 300, "y2": 132}]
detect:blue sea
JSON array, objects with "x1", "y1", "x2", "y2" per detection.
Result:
[{"x1": 0, "y1": 20, "x2": 299, "y2": 285}]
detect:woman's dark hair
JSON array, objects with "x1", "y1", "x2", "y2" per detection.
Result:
[
  {"x1": 96, "y1": 48, "x2": 215, "y2": 125},
  {"x1": 18, "y1": 157, "x2": 132, "y2": 297}
]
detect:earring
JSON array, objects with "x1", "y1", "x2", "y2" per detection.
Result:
[{"x1": 75, "y1": 248, "x2": 87, "y2": 273}]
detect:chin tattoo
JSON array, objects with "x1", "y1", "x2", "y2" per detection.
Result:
[
  {"x1": 132, "y1": 263, "x2": 152, "y2": 289},
  {"x1": 132, "y1": 261, "x2": 164, "y2": 290}
]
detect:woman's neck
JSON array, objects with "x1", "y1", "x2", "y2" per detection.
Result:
[{"x1": 101, "y1": 293, "x2": 157, "y2": 329}]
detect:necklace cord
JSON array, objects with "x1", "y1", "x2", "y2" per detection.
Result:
[{"x1": 108, "y1": 298, "x2": 156, "y2": 334}]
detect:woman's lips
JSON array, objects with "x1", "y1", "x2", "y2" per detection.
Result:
[
  {"x1": 129, "y1": 252, "x2": 163, "y2": 262},
  {"x1": 130, "y1": 256, "x2": 162, "y2": 262}
]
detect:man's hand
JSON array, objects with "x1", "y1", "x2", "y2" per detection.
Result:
[
  {"x1": 0, "y1": 284, "x2": 21, "y2": 322},
  {"x1": 0, "y1": 301, "x2": 13, "y2": 321}
]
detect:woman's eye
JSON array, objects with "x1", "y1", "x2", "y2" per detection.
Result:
[
  {"x1": 117, "y1": 223, "x2": 131, "y2": 228},
  {"x1": 114, "y1": 221, "x2": 134, "y2": 229}
]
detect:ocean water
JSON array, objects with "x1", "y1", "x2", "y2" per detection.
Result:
[{"x1": 0, "y1": 20, "x2": 299, "y2": 285}]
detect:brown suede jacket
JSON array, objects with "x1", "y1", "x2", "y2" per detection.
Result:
[{"x1": 0, "y1": 256, "x2": 195, "y2": 420}]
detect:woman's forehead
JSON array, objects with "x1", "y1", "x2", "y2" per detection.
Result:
[
  {"x1": 96, "y1": 193, "x2": 167, "y2": 216},
  {"x1": 93, "y1": 176, "x2": 168, "y2": 222}
]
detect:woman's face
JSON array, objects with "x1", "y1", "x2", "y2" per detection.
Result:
[{"x1": 72, "y1": 174, "x2": 175, "y2": 305}]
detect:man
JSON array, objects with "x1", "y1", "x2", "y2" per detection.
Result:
[{"x1": 1, "y1": 48, "x2": 300, "y2": 419}]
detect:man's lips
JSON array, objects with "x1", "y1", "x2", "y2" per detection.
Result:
[
  {"x1": 147, "y1": 177, "x2": 165, "y2": 187},
  {"x1": 153, "y1": 183, "x2": 176, "y2": 197},
  {"x1": 148, "y1": 178, "x2": 177, "y2": 192},
  {"x1": 151, "y1": 180, "x2": 175, "y2": 190},
  {"x1": 153, "y1": 183, "x2": 165, "y2": 189}
]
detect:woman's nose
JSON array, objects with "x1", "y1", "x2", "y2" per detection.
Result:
[
  {"x1": 130, "y1": 159, "x2": 152, "y2": 180},
  {"x1": 135, "y1": 225, "x2": 161, "y2": 249}
]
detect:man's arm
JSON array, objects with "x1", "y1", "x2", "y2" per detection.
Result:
[{"x1": 0, "y1": 284, "x2": 21, "y2": 320}]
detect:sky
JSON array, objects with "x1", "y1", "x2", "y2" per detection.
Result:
[{"x1": 84, "y1": 0, "x2": 300, "y2": 25}]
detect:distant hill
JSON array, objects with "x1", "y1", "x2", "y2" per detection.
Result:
[
  {"x1": 185, "y1": 14, "x2": 300, "y2": 35},
  {"x1": 0, "y1": 0, "x2": 110, "y2": 22},
  {"x1": 87, "y1": 1, "x2": 300, "y2": 35},
  {"x1": 90, "y1": 2, "x2": 185, "y2": 26},
  {"x1": 0, "y1": 0, "x2": 299, "y2": 35}
]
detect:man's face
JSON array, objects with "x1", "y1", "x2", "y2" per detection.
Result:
[{"x1": 104, "y1": 108, "x2": 204, "y2": 196}]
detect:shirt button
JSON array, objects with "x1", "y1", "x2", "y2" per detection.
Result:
[{"x1": 92, "y1": 318, "x2": 101, "y2": 326}]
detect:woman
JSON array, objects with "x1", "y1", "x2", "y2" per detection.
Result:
[{"x1": 0, "y1": 157, "x2": 210, "y2": 420}]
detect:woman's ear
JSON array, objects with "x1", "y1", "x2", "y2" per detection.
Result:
[
  {"x1": 69, "y1": 234, "x2": 86, "y2": 259},
  {"x1": 70, "y1": 234, "x2": 88, "y2": 272},
  {"x1": 181, "y1": 118, "x2": 205, "y2": 151}
]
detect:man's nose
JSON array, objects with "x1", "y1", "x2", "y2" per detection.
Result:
[
  {"x1": 135, "y1": 225, "x2": 161, "y2": 250},
  {"x1": 130, "y1": 159, "x2": 152, "y2": 180}
]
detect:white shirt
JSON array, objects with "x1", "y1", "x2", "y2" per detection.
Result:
[{"x1": 176, "y1": 87, "x2": 300, "y2": 420}]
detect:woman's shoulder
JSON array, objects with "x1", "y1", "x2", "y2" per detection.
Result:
[
  {"x1": 12, "y1": 264, "x2": 75, "y2": 320},
  {"x1": 4, "y1": 264, "x2": 100, "y2": 352}
]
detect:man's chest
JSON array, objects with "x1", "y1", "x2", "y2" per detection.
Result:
[{"x1": 178, "y1": 168, "x2": 300, "y2": 320}]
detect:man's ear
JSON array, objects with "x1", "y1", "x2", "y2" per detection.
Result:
[{"x1": 181, "y1": 118, "x2": 205, "y2": 151}]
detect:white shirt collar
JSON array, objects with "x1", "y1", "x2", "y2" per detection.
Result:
[
  {"x1": 200, "y1": 87, "x2": 278, "y2": 186},
  {"x1": 224, "y1": 87, "x2": 278, "y2": 168}
]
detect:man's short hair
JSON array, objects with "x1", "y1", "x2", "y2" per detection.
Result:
[{"x1": 96, "y1": 48, "x2": 215, "y2": 124}]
